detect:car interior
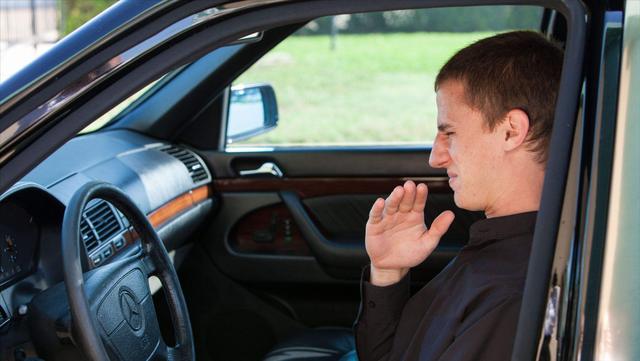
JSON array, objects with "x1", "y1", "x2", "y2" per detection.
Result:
[{"x1": 0, "y1": 1, "x2": 591, "y2": 360}]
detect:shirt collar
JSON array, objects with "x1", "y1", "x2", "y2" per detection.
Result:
[{"x1": 468, "y1": 211, "x2": 538, "y2": 246}]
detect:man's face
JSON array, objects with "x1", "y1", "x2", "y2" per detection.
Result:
[{"x1": 429, "y1": 80, "x2": 504, "y2": 211}]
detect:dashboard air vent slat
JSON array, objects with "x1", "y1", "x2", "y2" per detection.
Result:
[
  {"x1": 94, "y1": 217, "x2": 119, "y2": 237},
  {"x1": 159, "y1": 145, "x2": 209, "y2": 184},
  {"x1": 80, "y1": 218, "x2": 98, "y2": 252}
]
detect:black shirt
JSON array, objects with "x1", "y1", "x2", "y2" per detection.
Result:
[{"x1": 354, "y1": 211, "x2": 537, "y2": 361}]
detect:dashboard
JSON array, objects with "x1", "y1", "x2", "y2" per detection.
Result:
[{"x1": 0, "y1": 129, "x2": 215, "y2": 358}]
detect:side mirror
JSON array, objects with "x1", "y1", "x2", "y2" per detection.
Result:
[{"x1": 226, "y1": 83, "x2": 278, "y2": 144}]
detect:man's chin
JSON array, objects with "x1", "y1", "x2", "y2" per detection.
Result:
[
  {"x1": 452, "y1": 192, "x2": 483, "y2": 212},
  {"x1": 452, "y1": 192, "x2": 465, "y2": 209}
]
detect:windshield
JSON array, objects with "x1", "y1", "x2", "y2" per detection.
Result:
[{"x1": 79, "y1": 76, "x2": 164, "y2": 134}]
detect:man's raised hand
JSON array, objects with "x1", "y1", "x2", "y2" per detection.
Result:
[{"x1": 365, "y1": 180, "x2": 455, "y2": 286}]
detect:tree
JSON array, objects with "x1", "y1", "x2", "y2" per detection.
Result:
[{"x1": 61, "y1": 0, "x2": 117, "y2": 35}]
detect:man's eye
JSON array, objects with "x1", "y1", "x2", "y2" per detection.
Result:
[{"x1": 445, "y1": 132, "x2": 455, "y2": 137}]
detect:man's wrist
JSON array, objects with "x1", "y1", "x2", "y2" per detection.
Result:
[{"x1": 370, "y1": 265, "x2": 409, "y2": 286}]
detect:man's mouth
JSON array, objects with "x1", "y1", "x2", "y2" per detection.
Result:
[{"x1": 447, "y1": 173, "x2": 457, "y2": 187}]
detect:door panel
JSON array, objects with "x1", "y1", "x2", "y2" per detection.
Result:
[
  {"x1": 203, "y1": 148, "x2": 482, "y2": 283},
  {"x1": 200, "y1": 148, "x2": 482, "y2": 329}
]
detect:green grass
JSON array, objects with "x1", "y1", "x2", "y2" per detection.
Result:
[{"x1": 232, "y1": 32, "x2": 495, "y2": 146}]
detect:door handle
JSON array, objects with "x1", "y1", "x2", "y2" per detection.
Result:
[{"x1": 238, "y1": 162, "x2": 284, "y2": 178}]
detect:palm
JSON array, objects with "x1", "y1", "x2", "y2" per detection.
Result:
[
  {"x1": 367, "y1": 210, "x2": 430, "y2": 269},
  {"x1": 365, "y1": 181, "x2": 454, "y2": 270}
]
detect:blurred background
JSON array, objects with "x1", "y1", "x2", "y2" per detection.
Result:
[
  {"x1": 0, "y1": 0, "x2": 115, "y2": 82},
  {"x1": 0, "y1": 1, "x2": 539, "y2": 83},
  {"x1": 1, "y1": 1, "x2": 540, "y2": 145}
]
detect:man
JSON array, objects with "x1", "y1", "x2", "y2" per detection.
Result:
[{"x1": 354, "y1": 31, "x2": 563, "y2": 361}]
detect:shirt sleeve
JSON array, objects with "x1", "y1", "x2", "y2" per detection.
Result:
[
  {"x1": 353, "y1": 264, "x2": 410, "y2": 361},
  {"x1": 436, "y1": 294, "x2": 523, "y2": 361}
]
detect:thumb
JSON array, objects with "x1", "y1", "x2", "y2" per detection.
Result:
[{"x1": 425, "y1": 210, "x2": 455, "y2": 243}]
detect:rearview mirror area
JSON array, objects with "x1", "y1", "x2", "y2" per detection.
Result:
[{"x1": 226, "y1": 83, "x2": 278, "y2": 144}]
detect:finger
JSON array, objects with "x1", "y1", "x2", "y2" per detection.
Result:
[
  {"x1": 413, "y1": 183, "x2": 429, "y2": 212},
  {"x1": 398, "y1": 180, "x2": 416, "y2": 213},
  {"x1": 384, "y1": 186, "x2": 404, "y2": 216},
  {"x1": 368, "y1": 198, "x2": 385, "y2": 224},
  {"x1": 425, "y1": 210, "x2": 455, "y2": 242}
]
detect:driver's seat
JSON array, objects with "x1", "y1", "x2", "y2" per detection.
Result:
[{"x1": 263, "y1": 328, "x2": 357, "y2": 361}]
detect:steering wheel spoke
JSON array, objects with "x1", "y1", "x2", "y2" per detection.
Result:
[{"x1": 140, "y1": 252, "x2": 158, "y2": 276}]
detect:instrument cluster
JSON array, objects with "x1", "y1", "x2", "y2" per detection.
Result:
[{"x1": 0, "y1": 201, "x2": 38, "y2": 289}]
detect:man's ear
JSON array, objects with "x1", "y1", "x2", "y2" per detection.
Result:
[{"x1": 501, "y1": 109, "x2": 530, "y2": 151}]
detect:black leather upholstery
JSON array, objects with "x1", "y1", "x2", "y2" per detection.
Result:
[{"x1": 263, "y1": 328, "x2": 357, "y2": 361}]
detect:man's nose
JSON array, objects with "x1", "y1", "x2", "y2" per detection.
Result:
[{"x1": 428, "y1": 135, "x2": 451, "y2": 169}]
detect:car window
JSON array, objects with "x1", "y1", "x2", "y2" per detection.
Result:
[
  {"x1": 79, "y1": 77, "x2": 163, "y2": 134},
  {"x1": 226, "y1": 5, "x2": 543, "y2": 149},
  {"x1": 79, "y1": 64, "x2": 187, "y2": 135}
]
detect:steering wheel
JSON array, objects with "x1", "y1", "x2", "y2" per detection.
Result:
[{"x1": 61, "y1": 181, "x2": 194, "y2": 361}]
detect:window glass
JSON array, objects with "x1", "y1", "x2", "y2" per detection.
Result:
[
  {"x1": 79, "y1": 75, "x2": 165, "y2": 134},
  {"x1": 227, "y1": 6, "x2": 543, "y2": 148}
]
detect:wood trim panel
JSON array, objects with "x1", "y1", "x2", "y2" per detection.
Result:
[
  {"x1": 213, "y1": 177, "x2": 451, "y2": 198},
  {"x1": 148, "y1": 185, "x2": 210, "y2": 228},
  {"x1": 230, "y1": 203, "x2": 311, "y2": 256},
  {"x1": 125, "y1": 184, "x2": 211, "y2": 242}
]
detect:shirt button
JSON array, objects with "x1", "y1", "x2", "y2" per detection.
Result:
[{"x1": 368, "y1": 301, "x2": 376, "y2": 308}]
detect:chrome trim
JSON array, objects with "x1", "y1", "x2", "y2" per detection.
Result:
[
  {"x1": 239, "y1": 162, "x2": 284, "y2": 178},
  {"x1": 543, "y1": 285, "x2": 560, "y2": 337},
  {"x1": 0, "y1": 0, "x2": 291, "y2": 160},
  {"x1": 545, "y1": 10, "x2": 558, "y2": 35}
]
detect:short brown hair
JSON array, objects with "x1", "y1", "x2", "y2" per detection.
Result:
[{"x1": 435, "y1": 31, "x2": 563, "y2": 163}]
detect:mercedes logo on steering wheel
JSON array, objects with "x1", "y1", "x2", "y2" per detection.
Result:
[{"x1": 119, "y1": 288, "x2": 143, "y2": 331}]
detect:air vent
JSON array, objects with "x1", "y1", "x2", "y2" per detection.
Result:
[
  {"x1": 159, "y1": 145, "x2": 209, "y2": 184},
  {"x1": 81, "y1": 200, "x2": 122, "y2": 253},
  {"x1": 80, "y1": 218, "x2": 97, "y2": 252}
]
